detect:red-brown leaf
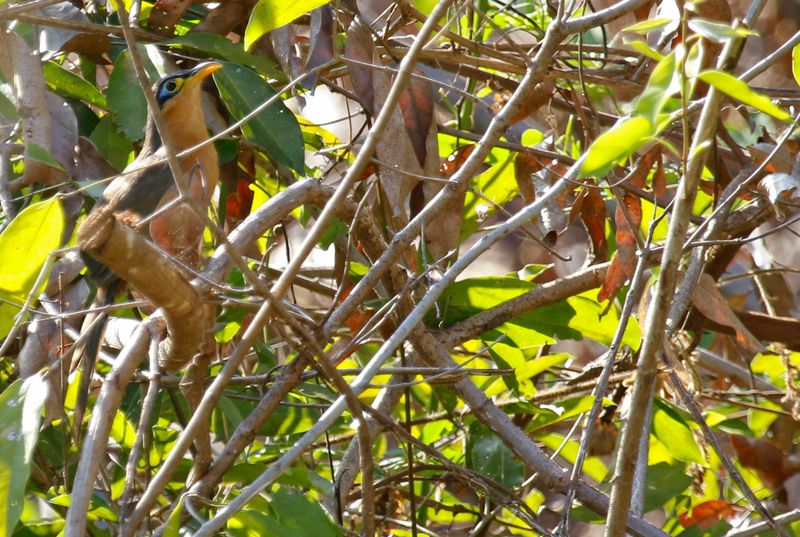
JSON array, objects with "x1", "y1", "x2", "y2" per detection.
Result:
[
  {"x1": 731, "y1": 434, "x2": 793, "y2": 490},
  {"x1": 398, "y1": 72, "x2": 435, "y2": 168},
  {"x1": 441, "y1": 144, "x2": 476, "y2": 177},
  {"x1": 578, "y1": 183, "x2": 608, "y2": 262},
  {"x1": 678, "y1": 500, "x2": 738, "y2": 529},
  {"x1": 598, "y1": 151, "x2": 659, "y2": 301},
  {"x1": 344, "y1": 20, "x2": 375, "y2": 115},
  {"x1": 513, "y1": 152, "x2": 545, "y2": 204}
]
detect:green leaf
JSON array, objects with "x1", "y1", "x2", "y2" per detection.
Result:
[
  {"x1": 563, "y1": 291, "x2": 641, "y2": 349},
  {"x1": 622, "y1": 18, "x2": 672, "y2": 35},
  {"x1": 0, "y1": 375, "x2": 48, "y2": 536},
  {"x1": 698, "y1": 70, "x2": 792, "y2": 122},
  {"x1": 635, "y1": 50, "x2": 679, "y2": 122},
  {"x1": 688, "y1": 18, "x2": 758, "y2": 43},
  {"x1": 43, "y1": 61, "x2": 107, "y2": 109},
  {"x1": 89, "y1": 115, "x2": 133, "y2": 171},
  {"x1": 269, "y1": 488, "x2": 341, "y2": 537},
  {"x1": 437, "y1": 276, "x2": 534, "y2": 326},
  {"x1": 580, "y1": 116, "x2": 653, "y2": 178},
  {"x1": 625, "y1": 39, "x2": 665, "y2": 61},
  {"x1": 652, "y1": 399, "x2": 706, "y2": 465},
  {"x1": 461, "y1": 150, "x2": 517, "y2": 240},
  {"x1": 526, "y1": 395, "x2": 594, "y2": 431},
  {"x1": 27, "y1": 144, "x2": 66, "y2": 172},
  {"x1": 213, "y1": 62, "x2": 304, "y2": 172},
  {"x1": 107, "y1": 49, "x2": 158, "y2": 141},
  {"x1": 0, "y1": 198, "x2": 64, "y2": 301},
  {"x1": 0, "y1": 85, "x2": 16, "y2": 122},
  {"x1": 643, "y1": 462, "x2": 693, "y2": 511},
  {"x1": 162, "y1": 496, "x2": 184, "y2": 537},
  {"x1": 466, "y1": 422, "x2": 524, "y2": 487},
  {"x1": 165, "y1": 33, "x2": 281, "y2": 80},
  {"x1": 245, "y1": 0, "x2": 332, "y2": 49},
  {"x1": 437, "y1": 278, "x2": 640, "y2": 350},
  {"x1": 537, "y1": 432, "x2": 608, "y2": 481},
  {"x1": 793, "y1": 43, "x2": 800, "y2": 88},
  {"x1": 229, "y1": 510, "x2": 290, "y2": 537}
]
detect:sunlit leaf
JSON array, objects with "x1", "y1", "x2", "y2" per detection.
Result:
[
  {"x1": 689, "y1": 18, "x2": 757, "y2": 42},
  {"x1": 0, "y1": 375, "x2": 48, "y2": 536},
  {"x1": 537, "y1": 433, "x2": 608, "y2": 482},
  {"x1": 245, "y1": 0, "x2": 332, "y2": 49},
  {"x1": 625, "y1": 39, "x2": 665, "y2": 61},
  {"x1": 43, "y1": 60, "x2": 107, "y2": 109},
  {"x1": 698, "y1": 70, "x2": 792, "y2": 122},
  {"x1": 793, "y1": 43, "x2": 800, "y2": 87},
  {"x1": 0, "y1": 198, "x2": 64, "y2": 302},
  {"x1": 635, "y1": 50, "x2": 678, "y2": 121},
  {"x1": 622, "y1": 17, "x2": 672, "y2": 34},
  {"x1": 652, "y1": 399, "x2": 706, "y2": 465},
  {"x1": 580, "y1": 116, "x2": 653, "y2": 178},
  {"x1": 162, "y1": 496, "x2": 184, "y2": 537}
]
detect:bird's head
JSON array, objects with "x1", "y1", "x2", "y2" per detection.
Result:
[{"x1": 154, "y1": 61, "x2": 222, "y2": 111}]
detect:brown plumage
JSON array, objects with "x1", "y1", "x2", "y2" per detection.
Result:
[{"x1": 73, "y1": 61, "x2": 221, "y2": 434}]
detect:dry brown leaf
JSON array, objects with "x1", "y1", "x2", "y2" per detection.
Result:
[
  {"x1": 731, "y1": 434, "x2": 794, "y2": 491},
  {"x1": 577, "y1": 184, "x2": 608, "y2": 262},
  {"x1": 691, "y1": 273, "x2": 763, "y2": 354},
  {"x1": 748, "y1": 143, "x2": 796, "y2": 175},
  {"x1": 398, "y1": 72, "x2": 435, "y2": 168},
  {"x1": 344, "y1": 20, "x2": 375, "y2": 115}
]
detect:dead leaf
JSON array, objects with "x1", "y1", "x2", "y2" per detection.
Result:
[
  {"x1": 731, "y1": 434, "x2": 793, "y2": 490},
  {"x1": 759, "y1": 172, "x2": 800, "y2": 204},
  {"x1": 398, "y1": 71, "x2": 435, "y2": 168},
  {"x1": 691, "y1": 274, "x2": 763, "y2": 354},
  {"x1": 148, "y1": 0, "x2": 191, "y2": 35},
  {"x1": 372, "y1": 66, "x2": 423, "y2": 229},
  {"x1": 598, "y1": 149, "x2": 659, "y2": 302},
  {"x1": 513, "y1": 152, "x2": 544, "y2": 204},
  {"x1": 652, "y1": 153, "x2": 666, "y2": 198},
  {"x1": 678, "y1": 500, "x2": 739, "y2": 529},
  {"x1": 441, "y1": 144, "x2": 476, "y2": 177},
  {"x1": 46, "y1": 92, "x2": 78, "y2": 177},
  {"x1": 344, "y1": 20, "x2": 375, "y2": 115},
  {"x1": 633, "y1": 0, "x2": 657, "y2": 21},
  {"x1": 577, "y1": 184, "x2": 608, "y2": 262},
  {"x1": 303, "y1": 5, "x2": 334, "y2": 88},
  {"x1": 748, "y1": 143, "x2": 796, "y2": 175}
]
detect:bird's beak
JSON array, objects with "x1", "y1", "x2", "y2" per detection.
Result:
[{"x1": 185, "y1": 61, "x2": 223, "y2": 90}]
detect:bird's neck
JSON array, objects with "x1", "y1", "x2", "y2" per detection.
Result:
[
  {"x1": 162, "y1": 101, "x2": 214, "y2": 155},
  {"x1": 141, "y1": 99, "x2": 214, "y2": 158}
]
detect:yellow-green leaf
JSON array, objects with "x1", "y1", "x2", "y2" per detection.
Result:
[
  {"x1": 0, "y1": 198, "x2": 64, "y2": 300},
  {"x1": 244, "y1": 0, "x2": 331, "y2": 49},
  {"x1": 652, "y1": 399, "x2": 707, "y2": 466},
  {"x1": 793, "y1": 43, "x2": 800, "y2": 88},
  {"x1": 580, "y1": 116, "x2": 653, "y2": 178},
  {"x1": 622, "y1": 18, "x2": 672, "y2": 35},
  {"x1": 698, "y1": 70, "x2": 792, "y2": 122}
]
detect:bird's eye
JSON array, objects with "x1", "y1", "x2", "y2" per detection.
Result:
[{"x1": 164, "y1": 80, "x2": 179, "y2": 93}]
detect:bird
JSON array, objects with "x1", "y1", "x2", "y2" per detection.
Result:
[{"x1": 72, "y1": 60, "x2": 222, "y2": 433}]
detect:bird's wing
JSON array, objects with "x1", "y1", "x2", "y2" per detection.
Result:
[{"x1": 96, "y1": 150, "x2": 176, "y2": 229}]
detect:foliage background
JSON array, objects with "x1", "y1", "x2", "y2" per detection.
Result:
[{"x1": 0, "y1": 0, "x2": 800, "y2": 535}]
